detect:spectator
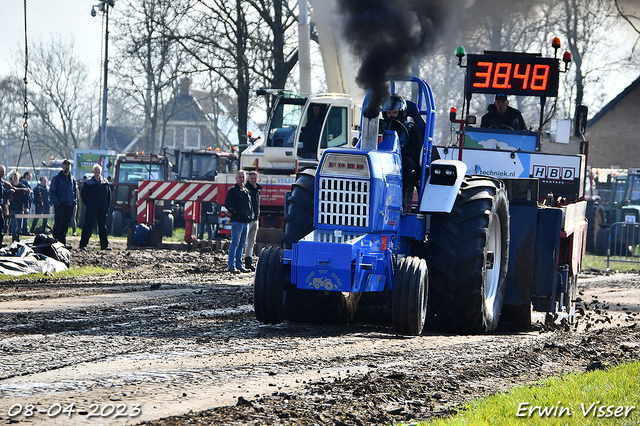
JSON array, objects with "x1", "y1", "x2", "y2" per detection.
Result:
[
  {"x1": 480, "y1": 93, "x2": 526, "y2": 130},
  {"x1": 7, "y1": 170, "x2": 30, "y2": 241},
  {"x1": 244, "y1": 170, "x2": 262, "y2": 271},
  {"x1": 30, "y1": 176, "x2": 52, "y2": 234},
  {"x1": 50, "y1": 159, "x2": 78, "y2": 246},
  {"x1": 0, "y1": 165, "x2": 14, "y2": 245},
  {"x1": 224, "y1": 170, "x2": 253, "y2": 274},
  {"x1": 79, "y1": 164, "x2": 112, "y2": 251},
  {"x1": 20, "y1": 171, "x2": 34, "y2": 235},
  {"x1": 198, "y1": 201, "x2": 214, "y2": 241}
]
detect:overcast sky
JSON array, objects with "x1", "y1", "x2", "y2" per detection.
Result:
[{"x1": 0, "y1": 0, "x2": 105, "y2": 79}]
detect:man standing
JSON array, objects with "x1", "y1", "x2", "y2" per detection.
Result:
[
  {"x1": 244, "y1": 170, "x2": 262, "y2": 271},
  {"x1": 224, "y1": 170, "x2": 253, "y2": 273},
  {"x1": 30, "y1": 176, "x2": 52, "y2": 234},
  {"x1": 20, "y1": 171, "x2": 34, "y2": 235},
  {"x1": 0, "y1": 165, "x2": 13, "y2": 244},
  {"x1": 79, "y1": 164, "x2": 112, "y2": 250},
  {"x1": 50, "y1": 159, "x2": 78, "y2": 246}
]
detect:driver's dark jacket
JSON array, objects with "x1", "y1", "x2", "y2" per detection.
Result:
[{"x1": 480, "y1": 104, "x2": 526, "y2": 130}]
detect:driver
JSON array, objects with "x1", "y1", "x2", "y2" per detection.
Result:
[
  {"x1": 382, "y1": 94, "x2": 422, "y2": 212},
  {"x1": 480, "y1": 94, "x2": 526, "y2": 130}
]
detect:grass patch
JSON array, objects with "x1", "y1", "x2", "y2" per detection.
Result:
[
  {"x1": 582, "y1": 253, "x2": 640, "y2": 272},
  {"x1": 0, "y1": 265, "x2": 118, "y2": 281},
  {"x1": 415, "y1": 361, "x2": 640, "y2": 426}
]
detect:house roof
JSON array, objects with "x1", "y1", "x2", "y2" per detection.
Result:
[
  {"x1": 588, "y1": 75, "x2": 640, "y2": 128},
  {"x1": 91, "y1": 126, "x2": 143, "y2": 152}
]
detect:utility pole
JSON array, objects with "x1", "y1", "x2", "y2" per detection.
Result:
[{"x1": 91, "y1": 0, "x2": 116, "y2": 150}]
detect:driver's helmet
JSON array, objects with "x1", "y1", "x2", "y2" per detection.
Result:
[{"x1": 382, "y1": 94, "x2": 407, "y2": 123}]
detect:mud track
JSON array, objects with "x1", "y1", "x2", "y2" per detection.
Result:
[{"x1": 0, "y1": 238, "x2": 638, "y2": 425}]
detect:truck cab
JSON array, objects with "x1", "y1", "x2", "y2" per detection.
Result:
[{"x1": 111, "y1": 152, "x2": 171, "y2": 236}]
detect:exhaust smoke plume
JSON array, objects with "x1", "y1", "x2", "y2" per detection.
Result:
[{"x1": 336, "y1": 0, "x2": 471, "y2": 109}]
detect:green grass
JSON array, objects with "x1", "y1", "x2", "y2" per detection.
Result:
[
  {"x1": 0, "y1": 265, "x2": 118, "y2": 281},
  {"x1": 582, "y1": 253, "x2": 640, "y2": 272},
  {"x1": 411, "y1": 361, "x2": 640, "y2": 426}
]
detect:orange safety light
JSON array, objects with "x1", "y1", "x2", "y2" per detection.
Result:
[
  {"x1": 449, "y1": 107, "x2": 457, "y2": 122},
  {"x1": 141, "y1": 151, "x2": 145, "y2": 155},
  {"x1": 215, "y1": 147, "x2": 220, "y2": 151},
  {"x1": 247, "y1": 131, "x2": 252, "y2": 137},
  {"x1": 207, "y1": 146, "x2": 212, "y2": 151},
  {"x1": 552, "y1": 37, "x2": 561, "y2": 49},
  {"x1": 51, "y1": 156, "x2": 54, "y2": 160}
]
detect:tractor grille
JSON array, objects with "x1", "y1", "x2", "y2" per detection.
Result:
[{"x1": 318, "y1": 177, "x2": 370, "y2": 228}]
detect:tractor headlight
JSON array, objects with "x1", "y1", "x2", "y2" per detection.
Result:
[{"x1": 430, "y1": 164, "x2": 457, "y2": 186}]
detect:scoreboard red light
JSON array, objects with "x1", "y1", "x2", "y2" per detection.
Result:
[{"x1": 466, "y1": 54, "x2": 560, "y2": 97}]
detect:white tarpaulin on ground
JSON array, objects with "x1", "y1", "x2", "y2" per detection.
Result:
[{"x1": 0, "y1": 240, "x2": 69, "y2": 276}]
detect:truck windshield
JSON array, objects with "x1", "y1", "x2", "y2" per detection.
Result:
[
  {"x1": 179, "y1": 155, "x2": 219, "y2": 180},
  {"x1": 267, "y1": 102, "x2": 304, "y2": 147},
  {"x1": 626, "y1": 175, "x2": 640, "y2": 203},
  {"x1": 118, "y1": 163, "x2": 165, "y2": 184}
]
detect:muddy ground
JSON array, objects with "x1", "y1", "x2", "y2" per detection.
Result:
[{"x1": 0, "y1": 237, "x2": 638, "y2": 425}]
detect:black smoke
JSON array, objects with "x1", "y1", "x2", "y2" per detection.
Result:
[{"x1": 336, "y1": 0, "x2": 468, "y2": 109}]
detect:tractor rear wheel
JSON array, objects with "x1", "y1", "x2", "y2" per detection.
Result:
[
  {"x1": 392, "y1": 256, "x2": 428, "y2": 335},
  {"x1": 254, "y1": 246, "x2": 286, "y2": 324},
  {"x1": 282, "y1": 168, "x2": 316, "y2": 249},
  {"x1": 280, "y1": 167, "x2": 360, "y2": 324},
  {"x1": 426, "y1": 176, "x2": 510, "y2": 334}
]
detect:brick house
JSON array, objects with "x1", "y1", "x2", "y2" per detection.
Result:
[{"x1": 586, "y1": 76, "x2": 640, "y2": 168}]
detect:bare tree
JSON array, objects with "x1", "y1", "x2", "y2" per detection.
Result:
[
  {"x1": 112, "y1": 0, "x2": 192, "y2": 153},
  {"x1": 20, "y1": 36, "x2": 97, "y2": 160},
  {"x1": 0, "y1": 76, "x2": 27, "y2": 164}
]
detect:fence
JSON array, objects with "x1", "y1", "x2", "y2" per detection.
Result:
[{"x1": 606, "y1": 222, "x2": 640, "y2": 268}]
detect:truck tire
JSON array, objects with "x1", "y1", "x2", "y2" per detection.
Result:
[
  {"x1": 280, "y1": 167, "x2": 360, "y2": 324},
  {"x1": 586, "y1": 201, "x2": 605, "y2": 253},
  {"x1": 254, "y1": 246, "x2": 286, "y2": 324},
  {"x1": 392, "y1": 256, "x2": 428, "y2": 335},
  {"x1": 111, "y1": 210, "x2": 124, "y2": 236},
  {"x1": 426, "y1": 176, "x2": 509, "y2": 334},
  {"x1": 162, "y1": 213, "x2": 174, "y2": 237},
  {"x1": 596, "y1": 227, "x2": 608, "y2": 256},
  {"x1": 282, "y1": 168, "x2": 316, "y2": 249}
]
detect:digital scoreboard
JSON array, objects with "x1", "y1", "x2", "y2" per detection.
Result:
[{"x1": 466, "y1": 54, "x2": 560, "y2": 98}]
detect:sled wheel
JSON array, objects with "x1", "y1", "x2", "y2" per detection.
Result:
[
  {"x1": 426, "y1": 176, "x2": 510, "y2": 334},
  {"x1": 254, "y1": 246, "x2": 286, "y2": 324},
  {"x1": 392, "y1": 256, "x2": 428, "y2": 335},
  {"x1": 162, "y1": 213, "x2": 174, "y2": 237}
]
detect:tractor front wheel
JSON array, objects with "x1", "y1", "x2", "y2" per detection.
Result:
[
  {"x1": 392, "y1": 256, "x2": 428, "y2": 335},
  {"x1": 254, "y1": 246, "x2": 287, "y2": 324}
]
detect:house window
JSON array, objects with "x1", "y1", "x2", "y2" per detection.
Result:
[
  {"x1": 163, "y1": 127, "x2": 176, "y2": 148},
  {"x1": 184, "y1": 127, "x2": 201, "y2": 149}
]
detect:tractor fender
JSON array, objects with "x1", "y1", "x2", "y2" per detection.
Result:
[{"x1": 418, "y1": 159, "x2": 466, "y2": 214}]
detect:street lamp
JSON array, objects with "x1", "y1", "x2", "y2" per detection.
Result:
[{"x1": 91, "y1": 0, "x2": 116, "y2": 151}]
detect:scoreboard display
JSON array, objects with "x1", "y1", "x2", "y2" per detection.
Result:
[{"x1": 466, "y1": 54, "x2": 560, "y2": 98}]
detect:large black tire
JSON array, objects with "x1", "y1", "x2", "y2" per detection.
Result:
[
  {"x1": 254, "y1": 246, "x2": 287, "y2": 324},
  {"x1": 280, "y1": 167, "x2": 360, "y2": 324},
  {"x1": 586, "y1": 201, "x2": 605, "y2": 253},
  {"x1": 162, "y1": 213, "x2": 174, "y2": 237},
  {"x1": 426, "y1": 176, "x2": 510, "y2": 334},
  {"x1": 392, "y1": 256, "x2": 428, "y2": 335},
  {"x1": 111, "y1": 210, "x2": 123, "y2": 236},
  {"x1": 596, "y1": 227, "x2": 608, "y2": 256},
  {"x1": 282, "y1": 168, "x2": 316, "y2": 249}
]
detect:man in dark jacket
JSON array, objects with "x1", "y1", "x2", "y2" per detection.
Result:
[
  {"x1": 0, "y1": 165, "x2": 14, "y2": 244},
  {"x1": 20, "y1": 171, "x2": 34, "y2": 235},
  {"x1": 50, "y1": 159, "x2": 78, "y2": 246},
  {"x1": 224, "y1": 170, "x2": 253, "y2": 273},
  {"x1": 480, "y1": 93, "x2": 527, "y2": 130},
  {"x1": 243, "y1": 171, "x2": 262, "y2": 271},
  {"x1": 30, "y1": 176, "x2": 52, "y2": 234},
  {"x1": 79, "y1": 164, "x2": 112, "y2": 250}
]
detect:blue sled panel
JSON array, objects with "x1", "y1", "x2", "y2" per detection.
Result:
[{"x1": 290, "y1": 231, "x2": 395, "y2": 293}]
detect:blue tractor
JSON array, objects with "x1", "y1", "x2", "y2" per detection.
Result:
[
  {"x1": 254, "y1": 44, "x2": 587, "y2": 335},
  {"x1": 254, "y1": 75, "x2": 510, "y2": 335}
]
